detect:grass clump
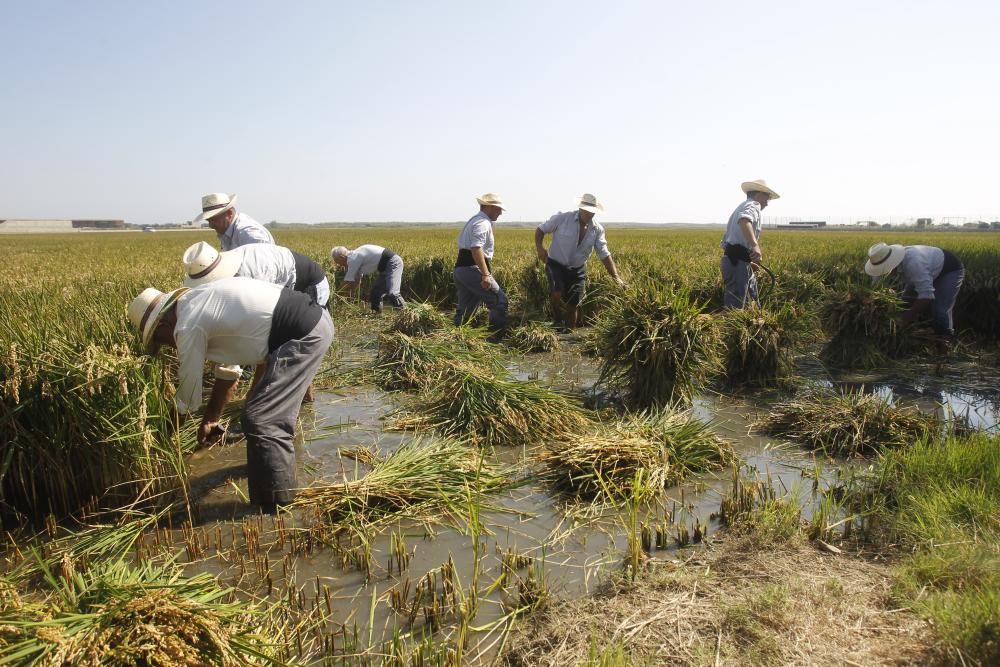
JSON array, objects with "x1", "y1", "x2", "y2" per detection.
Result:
[
  {"x1": 719, "y1": 302, "x2": 809, "y2": 388},
  {"x1": 372, "y1": 330, "x2": 498, "y2": 391},
  {"x1": 538, "y1": 410, "x2": 734, "y2": 499},
  {"x1": 386, "y1": 302, "x2": 449, "y2": 337},
  {"x1": 755, "y1": 387, "x2": 936, "y2": 456},
  {"x1": 846, "y1": 433, "x2": 1000, "y2": 664},
  {"x1": 292, "y1": 437, "x2": 516, "y2": 535},
  {"x1": 393, "y1": 370, "x2": 590, "y2": 448},
  {"x1": 506, "y1": 321, "x2": 559, "y2": 353},
  {"x1": 717, "y1": 467, "x2": 801, "y2": 544},
  {"x1": 592, "y1": 286, "x2": 718, "y2": 408},
  {"x1": 0, "y1": 560, "x2": 278, "y2": 666},
  {"x1": 819, "y1": 283, "x2": 931, "y2": 368}
]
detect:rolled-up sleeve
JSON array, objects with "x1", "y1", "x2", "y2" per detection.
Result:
[
  {"x1": 469, "y1": 220, "x2": 491, "y2": 248},
  {"x1": 174, "y1": 327, "x2": 208, "y2": 415},
  {"x1": 594, "y1": 225, "x2": 611, "y2": 260},
  {"x1": 538, "y1": 214, "x2": 560, "y2": 234},
  {"x1": 214, "y1": 364, "x2": 243, "y2": 381}
]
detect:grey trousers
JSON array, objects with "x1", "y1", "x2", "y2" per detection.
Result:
[
  {"x1": 903, "y1": 268, "x2": 965, "y2": 335},
  {"x1": 370, "y1": 255, "x2": 406, "y2": 311},
  {"x1": 721, "y1": 257, "x2": 758, "y2": 309},
  {"x1": 453, "y1": 266, "x2": 508, "y2": 331},
  {"x1": 242, "y1": 310, "x2": 335, "y2": 506}
]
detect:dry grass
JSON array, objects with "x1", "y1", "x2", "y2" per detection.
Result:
[{"x1": 500, "y1": 535, "x2": 932, "y2": 666}]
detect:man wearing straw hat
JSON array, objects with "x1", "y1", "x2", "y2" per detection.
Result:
[
  {"x1": 329, "y1": 244, "x2": 406, "y2": 313},
  {"x1": 127, "y1": 277, "x2": 334, "y2": 512},
  {"x1": 181, "y1": 241, "x2": 330, "y2": 307},
  {"x1": 454, "y1": 193, "x2": 508, "y2": 340},
  {"x1": 194, "y1": 192, "x2": 274, "y2": 251},
  {"x1": 535, "y1": 193, "x2": 625, "y2": 331},
  {"x1": 720, "y1": 179, "x2": 780, "y2": 308},
  {"x1": 864, "y1": 242, "x2": 965, "y2": 342}
]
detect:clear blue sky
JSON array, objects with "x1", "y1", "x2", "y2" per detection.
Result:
[{"x1": 2, "y1": 1, "x2": 998, "y2": 224}]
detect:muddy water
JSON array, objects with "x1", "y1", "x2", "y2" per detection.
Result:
[{"x1": 177, "y1": 331, "x2": 999, "y2": 662}]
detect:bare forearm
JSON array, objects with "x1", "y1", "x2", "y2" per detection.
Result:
[
  {"x1": 738, "y1": 219, "x2": 758, "y2": 248},
  {"x1": 602, "y1": 255, "x2": 620, "y2": 279},
  {"x1": 338, "y1": 281, "x2": 357, "y2": 297},
  {"x1": 534, "y1": 228, "x2": 545, "y2": 251},
  {"x1": 203, "y1": 378, "x2": 238, "y2": 423}
]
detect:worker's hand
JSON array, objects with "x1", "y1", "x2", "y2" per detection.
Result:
[
  {"x1": 480, "y1": 273, "x2": 494, "y2": 291},
  {"x1": 198, "y1": 420, "x2": 224, "y2": 448},
  {"x1": 536, "y1": 247, "x2": 548, "y2": 264},
  {"x1": 613, "y1": 276, "x2": 627, "y2": 288},
  {"x1": 750, "y1": 244, "x2": 762, "y2": 263}
]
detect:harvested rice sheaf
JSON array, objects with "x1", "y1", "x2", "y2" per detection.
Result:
[
  {"x1": 393, "y1": 371, "x2": 591, "y2": 448},
  {"x1": 386, "y1": 302, "x2": 449, "y2": 337},
  {"x1": 294, "y1": 437, "x2": 516, "y2": 534},
  {"x1": 820, "y1": 284, "x2": 932, "y2": 368},
  {"x1": 592, "y1": 286, "x2": 719, "y2": 407},
  {"x1": 719, "y1": 303, "x2": 812, "y2": 388},
  {"x1": 755, "y1": 387, "x2": 937, "y2": 456},
  {"x1": 506, "y1": 322, "x2": 559, "y2": 353},
  {"x1": 539, "y1": 410, "x2": 735, "y2": 499},
  {"x1": 372, "y1": 330, "x2": 499, "y2": 391}
]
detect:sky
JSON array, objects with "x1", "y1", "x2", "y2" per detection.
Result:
[{"x1": 2, "y1": 1, "x2": 998, "y2": 225}]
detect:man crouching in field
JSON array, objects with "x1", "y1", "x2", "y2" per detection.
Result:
[
  {"x1": 535, "y1": 193, "x2": 625, "y2": 331},
  {"x1": 128, "y1": 277, "x2": 334, "y2": 511},
  {"x1": 720, "y1": 179, "x2": 779, "y2": 308}
]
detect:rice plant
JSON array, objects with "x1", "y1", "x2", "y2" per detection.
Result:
[
  {"x1": 392, "y1": 370, "x2": 591, "y2": 448},
  {"x1": 505, "y1": 321, "x2": 559, "y2": 353},
  {"x1": 591, "y1": 285, "x2": 719, "y2": 407},
  {"x1": 386, "y1": 302, "x2": 449, "y2": 337},
  {"x1": 292, "y1": 437, "x2": 518, "y2": 536},
  {"x1": 718, "y1": 302, "x2": 813, "y2": 388},
  {"x1": 372, "y1": 330, "x2": 499, "y2": 391},
  {"x1": 755, "y1": 387, "x2": 937, "y2": 456},
  {"x1": 0, "y1": 558, "x2": 281, "y2": 666},
  {"x1": 538, "y1": 410, "x2": 734, "y2": 499}
]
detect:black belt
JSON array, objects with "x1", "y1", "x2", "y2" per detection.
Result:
[
  {"x1": 455, "y1": 248, "x2": 491, "y2": 271},
  {"x1": 377, "y1": 248, "x2": 396, "y2": 273},
  {"x1": 940, "y1": 249, "x2": 963, "y2": 274},
  {"x1": 723, "y1": 243, "x2": 752, "y2": 266}
]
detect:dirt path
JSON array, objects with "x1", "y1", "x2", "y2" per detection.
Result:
[{"x1": 501, "y1": 535, "x2": 934, "y2": 666}]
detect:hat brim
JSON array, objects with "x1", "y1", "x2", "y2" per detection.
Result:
[
  {"x1": 476, "y1": 199, "x2": 506, "y2": 211},
  {"x1": 579, "y1": 204, "x2": 604, "y2": 214},
  {"x1": 183, "y1": 250, "x2": 243, "y2": 287},
  {"x1": 865, "y1": 245, "x2": 905, "y2": 277},
  {"x1": 741, "y1": 182, "x2": 780, "y2": 200},
  {"x1": 194, "y1": 194, "x2": 238, "y2": 223},
  {"x1": 141, "y1": 288, "x2": 188, "y2": 353}
]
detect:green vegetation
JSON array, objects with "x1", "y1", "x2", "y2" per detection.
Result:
[
  {"x1": 719, "y1": 302, "x2": 811, "y2": 388},
  {"x1": 505, "y1": 321, "x2": 559, "y2": 353}
]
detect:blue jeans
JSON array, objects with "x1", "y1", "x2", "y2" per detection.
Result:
[
  {"x1": 720, "y1": 256, "x2": 758, "y2": 309},
  {"x1": 904, "y1": 268, "x2": 964, "y2": 335}
]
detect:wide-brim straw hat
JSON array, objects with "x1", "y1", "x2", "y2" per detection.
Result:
[
  {"x1": 194, "y1": 192, "x2": 238, "y2": 223},
  {"x1": 741, "y1": 179, "x2": 780, "y2": 200},
  {"x1": 127, "y1": 287, "x2": 190, "y2": 353},
  {"x1": 182, "y1": 241, "x2": 242, "y2": 287},
  {"x1": 476, "y1": 193, "x2": 505, "y2": 210},
  {"x1": 578, "y1": 193, "x2": 605, "y2": 214},
  {"x1": 864, "y1": 242, "x2": 906, "y2": 277}
]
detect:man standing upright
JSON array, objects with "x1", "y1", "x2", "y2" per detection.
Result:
[
  {"x1": 535, "y1": 193, "x2": 625, "y2": 330},
  {"x1": 720, "y1": 179, "x2": 780, "y2": 308},
  {"x1": 194, "y1": 192, "x2": 275, "y2": 251},
  {"x1": 453, "y1": 193, "x2": 508, "y2": 339}
]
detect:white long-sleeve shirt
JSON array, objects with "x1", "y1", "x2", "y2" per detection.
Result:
[{"x1": 218, "y1": 212, "x2": 275, "y2": 251}]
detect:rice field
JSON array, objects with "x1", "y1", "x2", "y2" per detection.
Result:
[{"x1": 1, "y1": 226, "x2": 998, "y2": 664}]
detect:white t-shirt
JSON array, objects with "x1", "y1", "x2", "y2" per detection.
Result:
[{"x1": 344, "y1": 244, "x2": 386, "y2": 282}]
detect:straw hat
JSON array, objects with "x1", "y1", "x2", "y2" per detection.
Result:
[
  {"x1": 182, "y1": 241, "x2": 242, "y2": 287},
  {"x1": 194, "y1": 192, "x2": 238, "y2": 223},
  {"x1": 476, "y1": 193, "x2": 505, "y2": 210},
  {"x1": 741, "y1": 179, "x2": 780, "y2": 200},
  {"x1": 127, "y1": 287, "x2": 190, "y2": 352},
  {"x1": 864, "y1": 242, "x2": 906, "y2": 277},
  {"x1": 577, "y1": 193, "x2": 605, "y2": 214}
]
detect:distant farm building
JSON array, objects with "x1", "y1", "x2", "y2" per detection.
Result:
[
  {"x1": 0, "y1": 219, "x2": 124, "y2": 233},
  {"x1": 776, "y1": 220, "x2": 827, "y2": 230}
]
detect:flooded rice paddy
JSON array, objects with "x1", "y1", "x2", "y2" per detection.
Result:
[{"x1": 176, "y1": 322, "x2": 1000, "y2": 662}]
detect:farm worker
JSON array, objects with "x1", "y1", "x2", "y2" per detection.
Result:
[
  {"x1": 720, "y1": 179, "x2": 780, "y2": 308},
  {"x1": 329, "y1": 245, "x2": 406, "y2": 312},
  {"x1": 864, "y1": 243, "x2": 965, "y2": 338},
  {"x1": 454, "y1": 193, "x2": 508, "y2": 340},
  {"x1": 535, "y1": 193, "x2": 625, "y2": 331},
  {"x1": 128, "y1": 277, "x2": 334, "y2": 511},
  {"x1": 182, "y1": 241, "x2": 330, "y2": 307},
  {"x1": 194, "y1": 192, "x2": 275, "y2": 251}
]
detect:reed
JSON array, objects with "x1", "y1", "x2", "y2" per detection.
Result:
[
  {"x1": 392, "y1": 371, "x2": 591, "y2": 448},
  {"x1": 538, "y1": 410, "x2": 735, "y2": 499},
  {"x1": 755, "y1": 387, "x2": 937, "y2": 456},
  {"x1": 591, "y1": 285, "x2": 719, "y2": 407}
]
